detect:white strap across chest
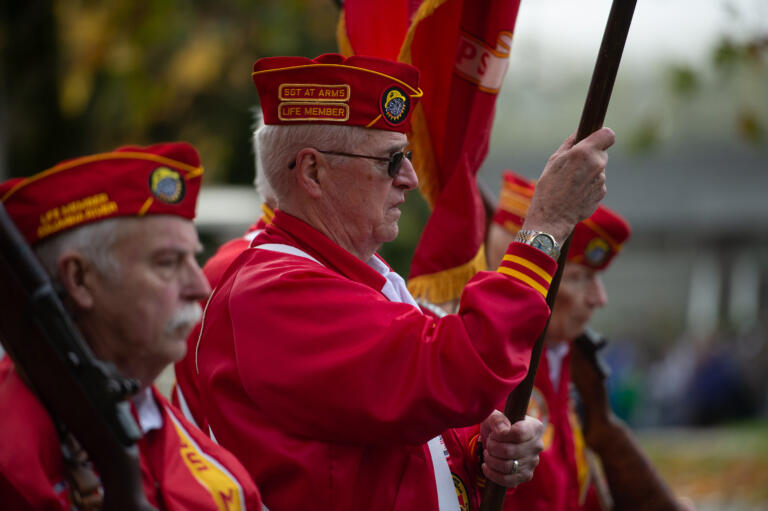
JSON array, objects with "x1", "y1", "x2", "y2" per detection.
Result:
[
  {"x1": 254, "y1": 242, "x2": 322, "y2": 264},
  {"x1": 253, "y1": 243, "x2": 460, "y2": 511}
]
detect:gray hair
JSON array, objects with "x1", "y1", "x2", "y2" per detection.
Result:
[
  {"x1": 250, "y1": 109, "x2": 277, "y2": 208},
  {"x1": 34, "y1": 217, "x2": 126, "y2": 283},
  {"x1": 254, "y1": 124, "x2": 371, "y2": 203}
]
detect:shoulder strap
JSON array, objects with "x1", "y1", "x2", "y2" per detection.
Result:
[
  {"x1": 15, "y1": 364, "x2": 104, "y2": 510},
  {"x1": 253, "y1": 243, "x2": 323, "y2": 265}
]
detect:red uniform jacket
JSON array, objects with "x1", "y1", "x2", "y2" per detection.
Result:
[
  {"x1": 173, "y1": 219, "x2": 267, "y2": 431},
  {"x1": 195, "y1": 210, "x2": 556, "y2": 511},
  {"x1": 447, "y1": 345, "x2": 605, "y2": 511},
  {"x1": 0, "y1": 357, "x2": 262, "y2": 510}
]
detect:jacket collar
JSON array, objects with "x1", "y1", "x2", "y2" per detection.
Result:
[{"x1": 258, "y1": 210, "x2": 388, "y2": 292}]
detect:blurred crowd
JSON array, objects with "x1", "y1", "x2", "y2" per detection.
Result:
[{"x1": 601, "y1": 321, "x2": 768, "y2": 428}]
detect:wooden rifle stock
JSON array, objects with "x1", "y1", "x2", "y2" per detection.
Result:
[
  {"x1": 480, "y1": 1, "x2": 637, "y2": 509},
  {"x1": 571, "y1": 329, "x2": 687, "y2": 510},
  {"x1": 574, "y1": 327, "x2": 612, "y2": 379},
  {"x1": 0, "y1": 203, "x2": 156, "y2": 511}
]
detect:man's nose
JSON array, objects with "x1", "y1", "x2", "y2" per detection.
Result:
[
  {"x1": 394, "y1": 157, "x2": 418, "y2": 191},
  {"x1": 183, "y1": 258, "x2": 212, "y2": 301},
  {"x1": 586, "y1": 275, "x2": 608, "y2": 308}
]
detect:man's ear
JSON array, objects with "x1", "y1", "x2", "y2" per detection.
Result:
[
  {"x1": 57, "y1": 252, "x2": 97, "y2": 310},
  {"x1": 294, "y1": 148, "x2": 323, "y2": 198}
]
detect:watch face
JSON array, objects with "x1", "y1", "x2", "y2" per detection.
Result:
[{"x1": 531, "y1": 233, "x2": 555, "y2": 254}]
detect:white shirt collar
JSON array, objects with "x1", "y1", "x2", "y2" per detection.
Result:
[
  {"x1": 131, "y1": 387, "x2": 164, "y2": 433},
  {"x1": 546, "y1": 341, "x2": 571, "y2": 389},
  {"x1": 366, "y1": 255, "x2": 420, "y2": 307}
]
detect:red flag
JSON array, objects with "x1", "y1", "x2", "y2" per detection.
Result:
[
  {"x1": 339, "y1": 1, "x2": 522, "y2": 304},
  {"x1": 338, "y1": 1, "x2": 416, "y2": 60}
]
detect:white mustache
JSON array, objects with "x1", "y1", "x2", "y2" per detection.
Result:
[{"x1": 165, "y1": 302, "x2": 203, "y2": 334}]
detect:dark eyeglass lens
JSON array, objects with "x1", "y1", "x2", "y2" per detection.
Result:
[{"x1": 388, "y1": 151, "x2": 413, "y2": 178}]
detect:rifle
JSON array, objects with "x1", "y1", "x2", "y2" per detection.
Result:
[
  {"x1": 480, "y1": 1, "x2": 637, "y2": 509},
  {"x1": 574, "y1": 327, "x2": 612, "y2": 379},
  {"x1": 571, "y1": 328, "x2": 688, "y2": 511},
  {"x1": 0, "y1": 202, "x2": 156, "y2": 511}
]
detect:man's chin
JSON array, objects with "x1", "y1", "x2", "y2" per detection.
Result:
[
  {"x1": 568, "y1": 321, "x2": 591, "y2": 341},
  {"x1": 375, "y1": 224, "x2": 399, "y2": 245},
  {"x1": 176, "y1": 326, "x2": 195, "y2": 341},
  {"x1": 167, "y1": 326, "x2": 195, "y2": 354},
  {"x1": 168, "y1": 340, "x2": 189, "y2": 364}
]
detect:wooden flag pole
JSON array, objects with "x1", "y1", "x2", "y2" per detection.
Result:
[{"x1": 480, "y1": 1, "x2": 638, "y2": 509}]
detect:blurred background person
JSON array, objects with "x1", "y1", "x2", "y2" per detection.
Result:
[
  {"x1": 172, "y1": 114, "x2": 278, "y2": 432},
  {"x1": 466, "y1": 170, "x2": 692, "y2": 511}
]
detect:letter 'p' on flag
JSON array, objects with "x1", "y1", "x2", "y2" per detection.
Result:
[{"x1": 338, "y1": 0, "x2": 522, "y2": 306}]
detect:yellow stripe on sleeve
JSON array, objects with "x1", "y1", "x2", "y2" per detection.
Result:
[
  {"x1": 498, "y1": 266, "x2": 548, "y2": 297},
  {"x1": 501, "y1": 255, "x2": 552, "y2": 284}
]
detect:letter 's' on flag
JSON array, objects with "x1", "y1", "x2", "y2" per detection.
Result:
[{"x1": 338, "y1": 0, "x2": 522, "y2": 305}]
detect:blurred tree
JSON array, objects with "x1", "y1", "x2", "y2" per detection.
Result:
[
  {"x1": 627, "y1": 2, "x2": 767, "y2": 153},
  {"x1": 1, "y1": 0, "x2": 75, "y2": 178},
  {"x1": 1, "y1": 0, "x2": 339, "y2": 182}
]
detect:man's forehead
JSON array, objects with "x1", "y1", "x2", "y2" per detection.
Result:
[
  {"x1": 369, "y1": 130, "x2": 408, "y2": 148},
  {"x1": 117, "y1": 216, "x2": 201, "y2": 251}
]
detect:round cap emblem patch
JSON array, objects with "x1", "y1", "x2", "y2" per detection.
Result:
[
  {"x1": 149, "y1": 167, "x2": 185, "y2": 204},
  {"x1": 380, "y1": 86, "x2": 410, "y2": 126},
  {"x1": 585, "y1": 237, "x2": 611, "y2": 266}
]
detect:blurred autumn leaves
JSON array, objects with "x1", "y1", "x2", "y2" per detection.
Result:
[
  {"x1": 1, "y1": 1, "x2": 765, "y2": 182},
  {"x1": 627, "y1": 32, "x2": 767, "y2": 154},
  {"x1": 1, "y1": 0, "x2": 339, "y2": 181}
]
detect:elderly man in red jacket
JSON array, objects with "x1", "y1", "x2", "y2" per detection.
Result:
[
  {"x1": 447, "y1": 171, "x2": 691, "y2": 511},
  {"x1": 195, "y1": 53, "x2": 615, "y2": 511},
  {"x1": 172, "y1": 123, "x2": 278, "y2": 433},
  {"x1": 0, "y1": 143, "x2": 262, "y2": 510}
]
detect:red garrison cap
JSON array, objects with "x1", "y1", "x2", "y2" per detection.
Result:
[
  {"x1": 492, "y1": 171, "x2": 631, "y2": 270},
  {"x1": 252, "y1": 53, "x2": 422, "y2": 133},
  {"x1": 491, "y1": 171, "x2": 535, "y2": 236},
  {"x1": 569, "y1": 205, "x2": 631, "y2": 270},
  {"x1": 0, "y1": 142, "x2": 204, "y2": 245}
]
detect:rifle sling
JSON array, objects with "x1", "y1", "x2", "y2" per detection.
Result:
[
  {"x1": 14, "y1": 363, "x2": 104, "y2": 510},
  {"x1": 60, "y1": 427, "x2": 104, "y2": 511}
]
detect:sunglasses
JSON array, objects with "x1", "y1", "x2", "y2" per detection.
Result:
[{"x1": 289, "y1": 150, "x2": 412, "y2": 179}]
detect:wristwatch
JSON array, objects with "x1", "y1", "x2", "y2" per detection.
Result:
[{"x1": 514, "y1": 230, "x2": 560, "y2": 259}]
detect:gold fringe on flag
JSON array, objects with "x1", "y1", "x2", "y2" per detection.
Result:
[
  {"x1": 407, "y1": 244, "x2": 487, "y2": 304},
  {"x1": 336, "y1": 10, "x2": 354, "y2": 57}
]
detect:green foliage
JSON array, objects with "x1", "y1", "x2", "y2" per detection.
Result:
[
  {"x1": 667, "y1": 65, "x2": 699, "y2": 97},
  {"x1": 736, "y1": 108, "x2": 765, "y2": 144},
  {"x1": 713, "y1": 37, "x2": 742, "y2": 71},
  {"x1": 710, "y1": 35, "x2": 768, "y2": 145},
  {"x1": 626, "y1": 117, "x2": 661, "y2": 155},
  {"x1": 714, "y1": 35, "x2": 768, "y2": 71},
  {"x1": 4, "y1": 0, "x2": 340, "y2": 180},
  {"x1": 623, "y1": 0, "x2": 768, "y2": 153}
]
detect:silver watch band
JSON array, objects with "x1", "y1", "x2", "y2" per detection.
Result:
[{"x1": 514, "y1": 229, "x2": 560, "y2": 259}]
